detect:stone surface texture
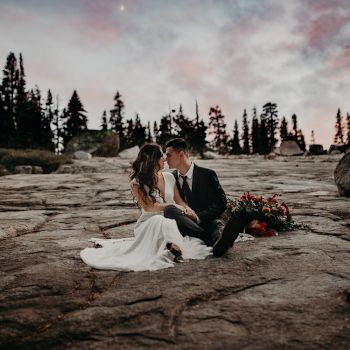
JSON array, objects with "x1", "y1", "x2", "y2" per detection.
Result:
[
  {"x1": 66, "y1": 130, "x2": 120, "y2": 157},
  {"x1": 0, "y1": 155, "x2": 349, "y2": 350},
  {"x1": 14, "y1": 165, "x2": 33, "y2": 174},
  {"x1": 118, "y1": 146, "x2": 140, "y2": 160},
  {"x1": 279, "y1": 141, "x2": 303, "y2": 156},
  {"x1": 74, "y1": 151, "x2": 92, "y2": 161}
]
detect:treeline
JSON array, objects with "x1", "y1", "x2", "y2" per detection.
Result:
[
  {"x1": 0, "y1": 52, "x2": 87, "y2": 153},
  {"x1": 1, "y1": 52, "x2": 349, "y2": 155}
]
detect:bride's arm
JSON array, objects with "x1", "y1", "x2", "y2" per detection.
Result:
[
  {"x1": 173, "y1": 185, "x2": 188, "y2": 208},
  {"x1": 132, "y1": 184, "x2": 185, "y2": 212},
  {"x1": 173, "y1": 184, "x2": 197, "y2": 219}
]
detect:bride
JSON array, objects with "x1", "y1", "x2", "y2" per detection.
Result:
[{"x1": 80, "y1": 143, "x2": 212, "y2": 271}]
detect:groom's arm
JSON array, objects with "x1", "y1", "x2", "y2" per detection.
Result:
[{"x1": 196, "y1": 170, "x2": 227, "y2": 226}]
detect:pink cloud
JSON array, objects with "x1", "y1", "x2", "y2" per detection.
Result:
[
  {"x1": 332, "y1": 45, "x2": 350, "y2": 74},
  {"x1": 53, "y1": 0, "x2": 124, "y2": 45},
  {"x1": 167, "y1": 47, "x2": 215, "y2": 92},
  {"x1": 296, "y1": 1, "x2": 350, "y2": 52}
]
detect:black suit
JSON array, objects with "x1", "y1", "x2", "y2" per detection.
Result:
[{"x1": 164, "y1": 163, "x2": 227, "y2": 246}]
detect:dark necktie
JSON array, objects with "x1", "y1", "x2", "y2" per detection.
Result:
[{"x1": 180, "y1": 175, "x2": 192, "y2": 203}]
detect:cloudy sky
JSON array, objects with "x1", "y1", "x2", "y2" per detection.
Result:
[{"x1": 1, "y1": 0, "x2": 350, "y2": 147}]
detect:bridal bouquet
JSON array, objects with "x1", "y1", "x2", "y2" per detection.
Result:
[{"x1": 225, "y1": 192, "x2": 305, "y2": 237}]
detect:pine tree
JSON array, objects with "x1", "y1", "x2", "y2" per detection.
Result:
[
  {"x1": 251, "y1": 106, "x2": 261, "y2": 154},
  {"x1": 1, "y1": 52, "x2": 18, "y2": 147},
  {"x1": 109, "y1": 91, "x2": 126, "y2": 149},
  {"x1": 242, "y1": 109, "x2": 250, "y2": 154},
  {"x1": 31, "y1": 87, "x2": 48, "y2": 149},
  {"x1": 228, "y1": 120, "x2": 241, "y2": 155},
  {"x1": 334, "y1": 108, "x2": 344, "y2": 145},
  {"x1": 40, "y1": 89, "x2": 54, "y2": 151},
  {"x1": 62, "y1": 90, "x2": 88, "y2": 148},
  {"x1": 173, "y1": 104, "x2": 193, "y2": 141},
  {"x1": 280, "y1": 116, "x2": 288, "y2": 142},
  {"x1": 16, "y1": 53, "x2": 26, "y2": 105},
  {"x1": 291, "y1": 114, "x2": 298, "y2": 139},
  {"x1": 16, "y1": 87, "x2": 45, "y2": 149},
  {"x1": 262, "y1": 102, "x2": 278, "y2": 151},
  {"x1": 208, "y1": 105, "x2": 228, "y2": 154},
  {"x1": 153, "y1": 121, "x2": 159, "y2": 143},
  {"x1": 15, "y1": 53, "x2": 28, "y2": 147},
  {"x1": 288, "y1": 114, "x2": 307, "y2": 152},
  {"x1": 125, "y1": 118, "x2": 134, "y2": 148},
  {"x1": 192, "y1": 100, "x2": 207, "y2": 156},
  {"x1": 156, "y1": 113, "x2": 173, "y2": 145},
  {"x1": 132, "y1": 114, "x2": 146, "y2": 147},
  {"x1": 146, "y1": 121, "x2": 152, "y2": 143},
  {"x1": 260, "y1": 115, "x2": 270, "y2": 154},
  {"x1": 101, "y1": 110, "x2": 108, "y2": 131}
]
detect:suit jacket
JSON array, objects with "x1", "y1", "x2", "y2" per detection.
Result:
[{"x1": 172, "y1": 163, "x2": 227, "y2": 228}]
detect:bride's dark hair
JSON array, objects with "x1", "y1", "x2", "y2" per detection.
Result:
[{"x1": 130, "y1": 143, "x2": 163, "y2": 203}]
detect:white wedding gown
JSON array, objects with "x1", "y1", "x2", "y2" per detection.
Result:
[{"x1": 80, "y1": 172, "x2": 212, "y2": 271}]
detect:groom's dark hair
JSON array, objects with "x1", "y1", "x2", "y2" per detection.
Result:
[{"x1": 165, "y1": 138, "x2": 188, "y2": 152}]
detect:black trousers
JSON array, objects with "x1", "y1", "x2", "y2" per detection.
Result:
[{"x1": 164, "y1": 205, "x2": 224, "y2": 246}]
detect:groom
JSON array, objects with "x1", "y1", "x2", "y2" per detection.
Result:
[{"x1": 164, "y1": 138, "x2": 244, "y2": 257}]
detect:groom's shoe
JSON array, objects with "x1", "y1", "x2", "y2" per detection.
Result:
[{"x1": 212, "y1": 215, "x2": 244, "y2": 257}]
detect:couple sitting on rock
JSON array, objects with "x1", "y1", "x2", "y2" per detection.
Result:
[{"x1": 81, "y1": 138, "x2": 245, "y2": 271}]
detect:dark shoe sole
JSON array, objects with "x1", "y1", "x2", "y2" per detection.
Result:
[
  {"x1": 212, "y1": 217, "x2": 241, "y2": 257},
  {"x1": 166, "y1": 242, "x2": 182, "y2": 261}
]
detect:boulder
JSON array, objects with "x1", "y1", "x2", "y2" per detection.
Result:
[
  {"x1": 74, "y1": 151, "x2": 92, "y2": 160},
  {"x1": 0, "y1": 165, "x2": 9, "y2": 176},
  {"x1": 334, "y1": 152, "x2": 350, "y2": 197},
  {"x1": 118, "y1": 146, "x2": 140, "y2": 160},
  {"x1": 309, "y1": 144, "x2": 325, "y2": 155},
  {"x1": 266, "y1": 153, "x2": 277, "y2": 160},
  {"x1": 56, "y1": 165, "x2": 75, "y2": 174},
  {"x1": 15, "y1": 165, "x2": 32, "y2": 174},
  {"x1": 66, "y1": 130, "x2": 120, "y2": 157},
  {"x1": 32, "y1": 166, "x2": 43, "y2": 174},
  {"x1": 329, "y1": 144, "x2": 347, "y2": 154},
  {"x1": 279, "y1": 141, "x2": 303, "y2": 156}
]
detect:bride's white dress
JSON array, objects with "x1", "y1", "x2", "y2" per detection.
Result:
[{"x1": 80, "y1": 172, "x2": 212, "y2": 271}]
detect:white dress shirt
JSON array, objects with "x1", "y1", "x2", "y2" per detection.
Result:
[{"x1": 177, "y1": 162, "x2": 194, "y2": 190}]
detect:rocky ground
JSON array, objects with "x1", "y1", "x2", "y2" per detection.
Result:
[{"x1": 0, "y1": 155, "x2": 349, "y2": 350}]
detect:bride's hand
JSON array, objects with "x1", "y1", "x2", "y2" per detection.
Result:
[
  {"x1": 174, "y1": 204, "x2": 187, "y2": 212},
  {"x1": 184, "y1": 206, "x2": 195, "y2": 216},
  {"x1": 183, "y1": 207, "x2": 198, "y2": 221}
]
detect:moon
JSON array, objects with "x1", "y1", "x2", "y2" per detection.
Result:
[{"x1": 120, "y1": 4, "x2": 125, "y2": 12}]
